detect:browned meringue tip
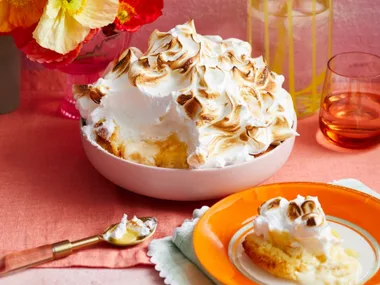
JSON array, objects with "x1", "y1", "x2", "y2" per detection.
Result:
[
  {"x1": 258, "y1": 197, "x2": 283, "y2": 215},
  {"x1": 72, "y1": 84, "x2": 88, "y2": 100},
  {"x1": 183, "y1": 19, "x2": 196, "y2": 31},
  {"x1": 302, "y1": 213, "x2": 324, "y2": 227},
  {"x1": 286, "y1": 198, "x2": 325, "y2": 227},
  {"x1": 94, "y1": 120, "x2": 111, "y2": 140},
  {"x1": 187, "y1": 153, "x2": 206, "y2": 167},
  {"x1": 183, "y1": 96, "x2": 202, "y2": 119},
  {"x1": 176, "y1": 94, "x2": 193, "y2": 105},
  {"x1": 72, "y1": 84, "x2": 106, "y2": 104},
  {"x1": 301, "y1": 200, "x2": 317, "y2": 214},
  {"x1": 109, "y1": 48, "x2": 142, "y2": 79},
  {"x1": 287, "y1": 202, "x2": 303, "y2": 221},
  {"x1": 112, "y1": 50, "x2": 133, "y2": 76}
]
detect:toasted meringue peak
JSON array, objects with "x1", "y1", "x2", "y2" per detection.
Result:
[
  {"x1": 285, "y1": 195, "x2": 326, "y2": 227},
  {"x1": 287, "y1": 202, "x2": 303, "y2": 221},
  {"x1": 74, "y1": 20, "x2": 297, "y2": 169},
  {"x1": 302, "y1": 212, "x2": 324, "y2": 227},
  {"x1": 301, "y1": 200, "x2": 317, "y2": 214},
  {"x1": 258, "y1": 197, "x2": 285, "y2": 215}
]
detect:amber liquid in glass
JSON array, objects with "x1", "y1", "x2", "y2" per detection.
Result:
[{"x1": 319, "y1": 91, "x2": 380, "y2": 149}]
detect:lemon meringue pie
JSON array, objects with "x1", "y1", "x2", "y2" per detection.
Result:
[
  {"x1": 74, "y1": 20, "x2": 297, "y2": 169},
  {"x1": 243, "y1": 195, "x2": 362, "y2": 285}
]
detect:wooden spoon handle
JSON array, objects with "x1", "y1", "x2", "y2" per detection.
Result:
[{"x1": 0, "y1": 244, "x2": 54, "y2": 277}]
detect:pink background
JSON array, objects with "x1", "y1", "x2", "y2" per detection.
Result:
[
  {"x1": 130, "y1": 0, "x2": 380, "y2": 55},
  {"x1": 22, "y1": 0, "x2": 380, "y2": 87},
  {"x1": 9, "y1": 1, "x2": 380, "y2": 285},
  {"x1": 22, "y1": 0, "x2": 380, "y2": 88}
]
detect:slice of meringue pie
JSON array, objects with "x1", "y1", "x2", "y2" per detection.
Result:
[{"x1": 243, "y1": 195, "x2": 362, "y2": 285}]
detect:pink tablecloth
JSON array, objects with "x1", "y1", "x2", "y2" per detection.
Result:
[
  {"x1": 0, "y1": 67, "x2": 379, "y2": 270},
  {"x1": 0, "y1": 68, "x2": 208, "y2": 268}
]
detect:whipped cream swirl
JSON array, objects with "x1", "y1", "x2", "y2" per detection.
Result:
[
  {"x1": 75, "y1": 20, "x2": 297, "y2": 169},
  {"x1": 254, "y1": 195, "x2": 341, "y2": 257}
]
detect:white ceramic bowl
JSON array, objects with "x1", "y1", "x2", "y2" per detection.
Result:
[{"x1": 80, "y1": 120, "x2": 297, "y2": 201}]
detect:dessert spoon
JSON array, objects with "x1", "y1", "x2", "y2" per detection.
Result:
[{"x1": 0, "y1": 217, "x2": 157, "y2": 277}]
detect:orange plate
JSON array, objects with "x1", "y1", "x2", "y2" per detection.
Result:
[{"x1": 193, "y1": 182, "x2": 380, "y2": 285}]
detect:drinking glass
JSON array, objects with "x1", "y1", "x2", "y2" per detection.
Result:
[{"x1": 319, "y1": 52, "x2": 380, "y2": 149}]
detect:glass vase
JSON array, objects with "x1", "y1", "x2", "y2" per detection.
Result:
[
  {"x1": 57, "y1": 31, "x2": 132, "y2": 119},
  {"x1": 247, "y1": 0, "x2": 333, "y2": 118}
]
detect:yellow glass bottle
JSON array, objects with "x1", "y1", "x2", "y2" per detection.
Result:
[{"x1": 247, "y1": 0, "x2": 333, "y2": 118}]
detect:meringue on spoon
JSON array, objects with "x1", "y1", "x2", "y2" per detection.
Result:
[
  {"x1": 103, "y1": 214, "x2": 157, "y2": 246},
  {"x1": 0, "y1": 215, "x2": 157, "y2": 277}
]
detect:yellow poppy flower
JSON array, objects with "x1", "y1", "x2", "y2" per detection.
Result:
[
  {"x1": 33, "y1": 0, "x2": 118, "y2": 54},
  {"x1": 0, "y1": 0, "x2": 46, "y2": 33}
]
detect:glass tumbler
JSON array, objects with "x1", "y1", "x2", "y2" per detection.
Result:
[{"x1": 319, "y1": 52, "x2": 380, "y2": 149}]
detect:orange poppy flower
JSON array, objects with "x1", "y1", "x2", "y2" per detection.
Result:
[
  {"x1": 0, "y1": 0, "x2": 46, "y2": 33},
  {"x1": 115, "y1": 0, "x2": 163, "y2": 32}
]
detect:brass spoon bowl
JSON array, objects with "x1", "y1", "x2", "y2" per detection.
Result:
[{"x1": 0, "y1": 217, "x2": 157, "y2": 277}]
